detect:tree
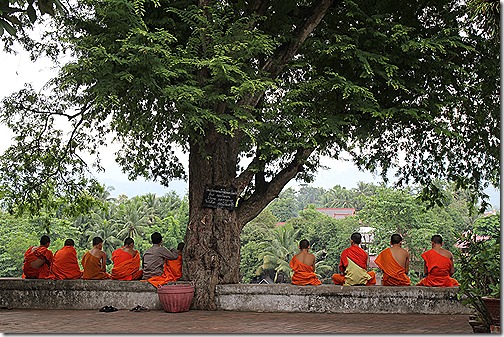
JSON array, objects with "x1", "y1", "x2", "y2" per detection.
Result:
[
  {"x1": 0, "y1": 0, "x2": 69, "y2": 61},
  {"x1": 266, "y1": 187, "x2": 300, "y2": 221},
  {"x1": 0, "y1": 0, "x2": 499, "y2": 309},
  {"x1": 240, "y1": 209, "x2": 277, "y2": 282},
  {"x1": 83, "y1": 209, "x2": 122, "y2": 260},
  {"x1": 257, "y1": 223, "x2": 300, "y2": 283},
  {"x1": 297, "y1": 185, "x2": 326, "y2": 209},
  {"x1": 321, "y1": 185, "x2": 355, "y2": 208},
  {"x1": 115, "y1": 196, "x2": 153, "y2": 239},
  {"x1": 351, "y1": 182, "x2": 378, "y2": 210}
]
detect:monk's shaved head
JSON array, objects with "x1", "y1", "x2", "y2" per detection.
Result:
[
  {"x1": 431, "y1": 235, "x2": 443, "y2": 245},
  {"x1": 64, "y1": 239, "x2": 75, "y2": 246},
  {"x1": 40, "y1": 235, "x2": 50, "y2": 246},
  {"x1": 391, "y1": 234, "x2": 403, "y2": 245},
  {"x1": 299, "y1": 239, "x2": 310, "y2": 249},
  {"x1": 124, "y1": 237, "x2": 134, "y2": 246},
  {"x1": 92, "y1": 237, "x2": 103, "y2": 246},
  {"x1": 351, "y1": 232, "x2": 362, "y2": 245}
]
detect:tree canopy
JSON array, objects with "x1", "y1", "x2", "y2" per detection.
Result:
[{"x1": 0, "y1": 0, "x2": 499, "y2": 309}]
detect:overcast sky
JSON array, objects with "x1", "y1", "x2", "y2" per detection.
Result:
[{"x1": 0, "y1": 44, "x2": 500, "y2": 210}]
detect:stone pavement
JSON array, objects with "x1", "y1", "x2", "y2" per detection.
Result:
[{"x1": 0, "y1": 308, "x2": 473, "y2": 334}]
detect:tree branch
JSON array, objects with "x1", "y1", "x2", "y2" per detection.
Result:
[
  {"x1": 236, "y1": 147, "x2": 315, "y2": 227},
  {"x1": 261, "y1": 0, "x2": 335, "y2": 78}
]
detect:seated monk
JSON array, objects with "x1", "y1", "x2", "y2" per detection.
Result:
[
  {"x1": 142, "y1": 232, "x2": 179, "y2": 280},
  {"x1": 82, "y1": 236, "x2": 111, "y2": 280},
  {"x1": 22, "y1": 235, "x2": 53, "y2": 279},
  {"x1": 147, "y1": 242, "x2": 184, "y2": 287},
  {"x1": 417, "y1": 235, "x2": 459, "y2": 287},
  {"x1": 289, "y1": 239, "x2": 321, "y2": 285},
  {"x1": 48, "y1": 238, "x2": 83, "y2": 280},
  {"x1": 332, "y1": 232, "x2": 376, "y2": 286},
  {"x1": 111, "y1": 237, "x2": 143, "y2": 280},
  {"x1": 374, "y1": 234, "x2": 411, "y2": 286}
]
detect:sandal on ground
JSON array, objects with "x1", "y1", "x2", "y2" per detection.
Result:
[
  {"x1": 130, "y1": 305, "x2": 150, "y2": 312},
  {"x1": 99, "y1": 305, "x2": 118, "y2": 313}
]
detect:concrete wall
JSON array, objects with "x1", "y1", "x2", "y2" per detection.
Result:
[
  {"x1": 0, "y1": 278, "x2": 163, "y2": 310},
  {"x1": 0, "y1": 279, "x2": 473, "y2": 314},
  {"x1": 215, "y1": 284, "x2": 473, "y2": 314}
]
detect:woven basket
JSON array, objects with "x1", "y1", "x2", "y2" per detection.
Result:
[{"x1": 157, "y1": 284, "x2": 195, "y2": 313}]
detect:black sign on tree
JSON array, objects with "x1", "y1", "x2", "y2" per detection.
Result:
[{"x1": 202, "y1": 187, "x2": 238, "y2": 210}]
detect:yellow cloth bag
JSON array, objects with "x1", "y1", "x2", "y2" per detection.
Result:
[{"x1": 344, "y1": 258, "x2": 372, "y2": 286}]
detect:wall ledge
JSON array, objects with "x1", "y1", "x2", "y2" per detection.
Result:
[
  {"x1": 215, "y1": 284, "x2": 473, "y2": 314},
  {"x1": 0, "y1": 278, "x2": 473, "y2": 314}
]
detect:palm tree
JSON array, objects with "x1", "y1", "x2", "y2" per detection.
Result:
[
  {"x1": 323, "y1": 185, "x2": 355, "y2": 208},
  {"x1": 257, "y1": 224, "x2": 300, "y2": 282},
  {"x1": 312, "y1": 248, "x2": 332, "y2": 281},
  {"x1": 351, "y1": 182, "x2": 377, "y2": 210},
  {"x1": 297, "y1": 186, "x2": 325, "y2": 209},
  {"x1": 83, "y1": 210, "x2": 122, "y2": 259},
  {"x1": 157, "y1": 191, "x2": 183, "y2": 218},
  {"x1": 115, "y1": 197, "x2": 153, "y2": 240}
]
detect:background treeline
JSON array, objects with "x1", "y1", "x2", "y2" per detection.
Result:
[{"x1": 0, "y1": 182, "x2": 499, "y2": 284}]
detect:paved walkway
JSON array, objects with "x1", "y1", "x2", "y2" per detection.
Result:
[{"x1": 0, "y1": 308, "x2": 473, "y2": 334}]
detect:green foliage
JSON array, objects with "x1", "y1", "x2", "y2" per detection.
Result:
[
  {"x1": 357, "y1": 186, "x2": 468, "y2": 275},
  {"x1": 0, "y1": 0, "x2": 66, "y2": 57},
  {"x1": 257, "y1": 223, "x2": 300, "y2": 283},
  {"x1": 0, "y1": 0, "x2": 499, "y2": 219},
  {"x1": 0, "y1": 213, "x2": 39, "y2": 277},
  {"x1": 287, "y1": 206, "x2": 360, "y2": 280},
  {"x1": 455, "y1": 224, "x2": 500, "y2": 331},
  {"x1": 266, "y1": 188, "x2": 300, "y2": 222},
  {"x1": 466, "y1": 0, "x2": 500, "y2": 41},
  {"x1": 472, "y1": 213, "x2": 500, "y2": 237},
  {"x1": 240, "y1": 209, "x2": 278, "y2": 282}
]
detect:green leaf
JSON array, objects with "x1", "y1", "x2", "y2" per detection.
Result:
[
  {"x1": 27, "y1": 3, "x2": 37, "y2": 23},
  {"x1": 0, "y1": 18, "x2": 16, "y2": 36}
]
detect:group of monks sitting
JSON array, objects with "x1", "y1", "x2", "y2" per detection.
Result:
[
  {"x1": 290, "y1": 233, "x2": 460, "y2": 287},
  {"x1": 21, "y1": 232, "x2": 184, "y2": 288}
]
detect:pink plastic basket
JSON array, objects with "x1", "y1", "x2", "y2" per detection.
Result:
[{"x1": 157, "y1": 284, "x2": 195, "y2": 313}]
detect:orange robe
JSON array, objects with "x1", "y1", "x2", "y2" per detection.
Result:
[
  {"x1": 332, "y1": 245, "x2": 376, "y2": 286},
  {"x1": 289, "y1": 256, "x2": 321, "y2": 285},
  {"x1": 48, "y1": 246, "x2": 83, "y2": 280},
  {"x1": 22, "y1": 246, "x2": 53, "y2": 279},
  {"x1": 146, "y1": 256, "x2": 183, "y2": 287},
  {"x1": 374, "y1": 248, "x2": 410, "y2": 286},
  {"x1": 111, "y1": 248, "x2": 143, "y2": 280},
  {"x1": 417, "y1": 250, "x2": 459, "y2": 287},
  {"x1": 81, "y1": 252, "x2": 111, "y2": 280}
]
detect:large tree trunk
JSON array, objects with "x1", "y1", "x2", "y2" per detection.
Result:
[
  {"x1": 182, "y1": 125, "x2": 314, "y2": 309},
  {"x1": 183, "y1": 127, "x2": 242, "y2": 310},
  {"x1": 182, "y1": 0, "x2": 334, "y2": 310}
]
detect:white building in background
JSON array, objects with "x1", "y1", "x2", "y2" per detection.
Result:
[
  {"x1": 315, "y1": 207, "x2": 356, "y2": 219},
  {"x1": 359, "y1": 226, "x2": 375, "y2": 245}
]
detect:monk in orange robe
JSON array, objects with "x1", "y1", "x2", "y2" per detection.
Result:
[
  {"x1": 48, "y1": 239, "x2": 83, "y2": 280},
  {"x1": 332, "y1": 232, "x2": 376, "y2": 286},
  {"x1": 82, "y1": 237, "x2": 111, "y2": 280},
  {"x1": 22, "y1": 235, "x2": 53, "y2": 279},
  {"x1": 374, "y1": 234, "x2": 411, "y2": 286},
  {"x1": 147, "y1": 242, "x2": 184, "y2": 287},
  {"x1": 417, "y1": 235, "x2": 459, "y2": 287},
  {"x1": 111, "y1": 237, "x2": 143, "y2": 280},
  {"x1": 289, "y1": 239, "x2": 321, "y2": 285}
]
